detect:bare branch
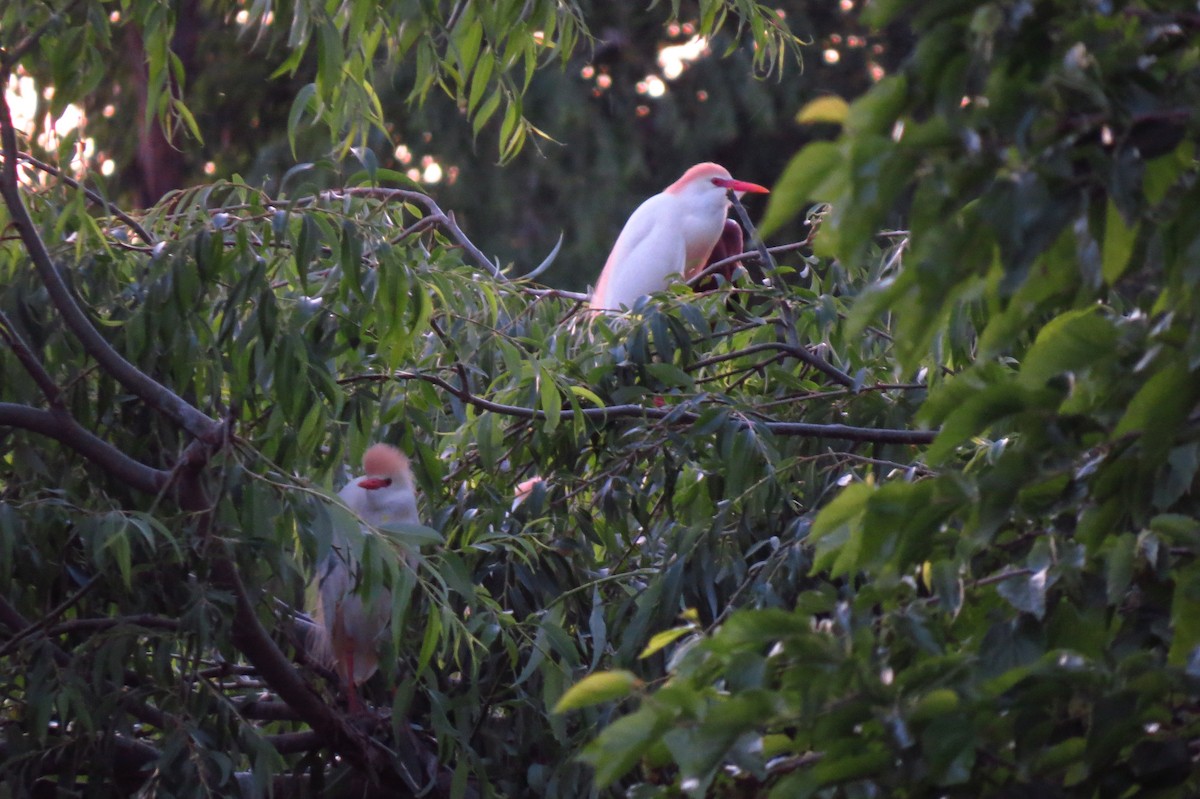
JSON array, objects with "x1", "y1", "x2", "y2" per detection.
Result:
[
  {"x1": 524, "y1": 286, "x2": 589, "y2": 302},
  {"x1": 205, "y1": 546, "x2": 420, "y2": 788},
  {"x1": 519, "y1": 232, "x2": 563, "y2": 281},
  {"x1": 0, "y1": 574, "x2": 99, "y2": 658},
  {"x1": 12, "y1": 151, "x2": 156, "y2": 245},
  {"x1": 319, "y1": 187, "x2": 501, "y2": 279},
  {"x1": 685, "y1": 240, "x2": 813, "y2": 288},
  {"x1": 688, "y1": 340, "x2": 854, "y2": 388},
  {"x1": 44, "y1": 614, "x2": 182, "y2": 637},
  {"x1": 340, "y1": 370, "x2": 937, "y2": 445},
  {"x1": 0, "y1": 593, "x2": 172, "y2": 732},
  {"x1": 727, "y1": 190, "x2": 775, "y2": 271}
]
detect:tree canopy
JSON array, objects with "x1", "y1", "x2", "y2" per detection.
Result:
[{"x1": 1, "y1": 1, "x2": 1199, "y2": 798}]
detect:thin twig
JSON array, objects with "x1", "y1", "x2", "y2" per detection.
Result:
[
  {"x1": 319, "y1": 187, "x2": 501, "y2": 279},
  {"x1": 0, "y1": 307, "x2": 63, "y2": 406},
  {"x1": 43, "y1": 614, "x2": 182, "y2": 637},
  {"x1": 0, "y1": 574, "x2": 100, "y2": 658},
  {"x1": 689, "y1": 340, "x2": 854, "y2": 388},
  {"x1": 525, "y1": 286, "x2": 589, "y2": 302},
  {"x1": 11, "y1": 151, "x2": 156, "y2": 245},
  {"x1": 727, "y1": 190, "x2": 775, "y2": 271},
  {"x1": 340, "y1": 370, "x2": 938, "y2": 445},
  {"x1": 685, "y1": 241, "x2": 813, "y2": 288},
  {"x1": 519, "y1": 232, "x2": 563, "y2": 281}
]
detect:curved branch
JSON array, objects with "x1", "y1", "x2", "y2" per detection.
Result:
[
  {"x1": 319, "y1": 187, "x2": 501, "y2": 279},
  {"x1": 0, "y1": 733, "x2": 159, "y2": 791},
  {"x1": 44, "y1": 614, "x2": 181, "y2": 636},
  {"x1": 688, "y1": 340, "x2": 854, "y2": 388},
  {"x1": 341, "y1": 370, "x2": 937, "y2": 445},
  {"x1": 519, "y1": 232, "x2": 563, "y2": 281},
  {"x1": 685, "y1": 241, "x2": 813, "y2": 288},
  {"x1": 0, "y1": 307, "x2": 62, "y2": 406},
  {"x1": 0, "y1": 403, "x2": 170, "y2": 493},
  {"x1": 205, "y1": 548, "x2": 420, "y2": 788},
  {"x1": 0, "y1": 93, "x2": 220, "y2": 445},
  {"x1": 13, "y1": 151, "x2": 156, "y2": 245}
]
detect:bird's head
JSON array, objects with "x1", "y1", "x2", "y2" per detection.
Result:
[
  {"x1": 356, "y1": 444, "x2": 412, "y2": 490},
  {"x1": 667, "y1": 162, "x2": 770, "y2": 203}
]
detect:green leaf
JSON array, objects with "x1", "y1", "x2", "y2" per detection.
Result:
[
  {"x1": 1113, "y1": 360, "x2": 1200, "y2": 463},
  {"x1": 376, "y1": 521, "x2": 445, "y2": 548},
  {"x1": 845, "y1": 74, "x2": 907, "y2": 134},
  {"x1": 924, "y1": 384, "x2": 1033, "y2": 464},
  {"x1": 1104, "y1": 533, "x2": 1136, "y2": 606},
  {"x1": 639, "y1": 626, "x2": 693, "y2": 659},
  {"x1": 579, "y1": 705, "x2": 672, "y2": 787},
  {"x1": 286, "y1": 83, "x2": 318, "y2": 155},
  {"x1": 537, "y1": 368, "x2": 562, "y2": 433},
  {"x1": 760, "y1": 141, "x2": 842, "y2": 237},
  {"x1": 996, "y1": 568, "x2": 1048, "y2": 619},
  {"x1": 554, "y1": 670, "x2": 640, "y2": 713},
  {"x1": 1102, "y1": 199, "x2": 1137, "y2": 283},
  {"x1": 796, "y1": 95, "x2": 849, "y2": 125},
  {"x1": 1168, "y1": 564, "x2": 1200, "y2": 666},
  {"x1": 809, "y1": 480, "x2": 873, "y2": 576},
  {"x1": 1018, "y1": 308, "x2": 1118, "y2": 388},
  {"x1": 316, "y1": 19, "x2": 344, "y2": 95}
]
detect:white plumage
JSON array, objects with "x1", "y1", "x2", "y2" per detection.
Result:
[
  {"x1": 590, "y1": 162, "x2": 769, "y2": 311},
  {"x1": 310, "y1": 444, "x2": 418, "y2": 696}
]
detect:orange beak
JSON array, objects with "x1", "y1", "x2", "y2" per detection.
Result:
[{"x1": 713, "y1": 177, "x2": 770, "y2": 194}]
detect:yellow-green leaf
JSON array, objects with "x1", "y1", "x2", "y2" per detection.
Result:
[
  {"x1": 638, "y1": 626, "x2": 692, "y2": 659},
  {"x1": 553, "y1": 670, "x2": 641, "y2": 713},
  {"x1": 796, "y1": 95, "x2": 849, "y2": 125}
]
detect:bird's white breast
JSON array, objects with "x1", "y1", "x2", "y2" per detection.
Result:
[{"x1": 593, "y1": 187, "x2": 731, "y2": 310}]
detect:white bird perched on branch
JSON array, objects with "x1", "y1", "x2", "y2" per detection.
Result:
[
  {"x1": 310, "y1": 443, "x2": 418, "y2": 710},
  {"x1": 589, "y1": 162, "x2": 770, "y2": 311}
]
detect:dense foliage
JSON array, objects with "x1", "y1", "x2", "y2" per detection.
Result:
[
  {"x1": 1, "y1": 1, "x2": 1198, "y2": 798},
  {"x1": 572, "y1": 2, "x2": 1200, "y2": 796}
]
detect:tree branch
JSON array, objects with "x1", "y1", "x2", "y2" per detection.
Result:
[
  {"x1": 0, "y1": 92, "x2": 220, "y2": 445},
  {"x1": 727, "y1": 190, "x2": 775, "y2": 271},
  {"x1": 688, "y1": 340, "x2": 854, "y2": 388},
  {"x1": 0, "y1": 403, "x2": 170, "y2": 493},
  {"x1": 684, "y1": 240, "x2": 813, "y2": 288},
  {"x1": 341, "y1": 370, "x2": 937, "y2": 445},
  {"x1": 0, "y1": 593, "x2": 172, "y2": 732},
  {"x1": 12, "y1": 151, "x2": 156, "y2": 245},
  {"x1": 204, "y1": 547, "x2": 421, "y2": 788},
  {"x1": 0, "y1": 308, "x2": 63, "y2": 406},
  {"x1": 319, "y1": 187, "x2": 501, "y2": 279}
]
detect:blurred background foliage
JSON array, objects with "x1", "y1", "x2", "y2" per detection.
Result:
[
  {"x1": 2, "y1": 0, "x2": 1200, "y2": 797},
  {"x1": 11, "y1": 0, "x2": 906, "y2": 289}
]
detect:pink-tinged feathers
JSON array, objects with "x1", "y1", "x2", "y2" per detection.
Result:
[
  {"x1": 662, "y1": 162, "x2": 733, "y2": 195},
  {"x1": 309, "y1": 443, "x2": 420, "y2": 697},
  {"x1": 362, "y1": 443, "x2": 409, "y2": 481},
  {"x1": 684, "y1": 219, "x2": 745, "y2": 286},
  {"x1": 590, "y1": 162, "x2": 769, "y2": 311}
]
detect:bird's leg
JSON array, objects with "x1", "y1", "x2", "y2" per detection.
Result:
[{"x1": 343, "y1": 651, "x2": 365, "y2": 714}]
